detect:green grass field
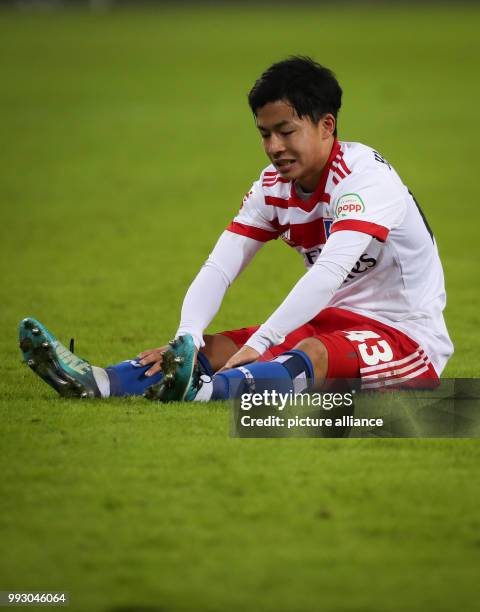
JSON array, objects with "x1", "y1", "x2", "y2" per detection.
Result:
[{"x1": 1, "y1": 4, "x2": 480, "y2": 611}]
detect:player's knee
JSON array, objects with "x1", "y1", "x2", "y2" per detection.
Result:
[{"x1": 294, "y1": 337, "x2": 328, "y2": 381}]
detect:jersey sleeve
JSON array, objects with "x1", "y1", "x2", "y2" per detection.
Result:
[
  {"x1": 226, "y1": 175, "x2": 283, "y2": 243},
  {"x1": 330, "y1": 171, "x2": 407, "y2": 242},
  {"x1": 244, "y1": 230, "x2": 373, "y2": 354},
  {"x1": 176, "y1": 231, "x2": 264, "y2": 349}
]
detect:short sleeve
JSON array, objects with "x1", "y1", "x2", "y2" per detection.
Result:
[
  {"x1": 226, "y1": 175, "x2": 282, "y2": 243},
  {"x1": 330, "y1": 171, "x2": 407, "y2": 242}
]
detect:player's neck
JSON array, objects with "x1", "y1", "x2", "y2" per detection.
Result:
[
  {"x1": 297, "y1": 176, "x2": 320, "y2": 193},
  {"x1": 297, "y1": 137, "x2": 335, "y2": 192}
]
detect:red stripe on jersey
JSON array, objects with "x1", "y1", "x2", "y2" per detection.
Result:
[
  {"x1": 333, "y1": 165, "x2": 346, "y2": 179},
  {"x1": 271, "y1": 219, "x2": 289, "y2": 234},
  {"x1": 263, "y1": 176, "x2": 290, "y2": 184},
  {"x1": 339, "y1": 157, "x2": 351, "y2": 175},
  {"x1": 264, "y1": 171, "x2": 277, "y2": 176},
  {"x1": 329, "y1": 151, "x2": 351, "y2": 187},
  {"x1": 265, "y1": 195, "x2": 289, "y2": 208},
  {"x1": 265, "y1": 193, "x2": 330, "y2": 211},
  {"x1": 289, "y1": 218, "x2": 327, "y2": 249},
  {"x1": 226, "y1": 222, "x2": 279, "y2": 242},
  {"x1": 263, "y1": 177, "x2": 290, "y2": 187},
  {"x1": 330, "y1": 219, "x2": 389, "y2": 242}
]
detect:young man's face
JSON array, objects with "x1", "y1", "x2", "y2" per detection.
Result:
[{"x1": 255, "y1": 100, "x2": 335, "y2": 192}]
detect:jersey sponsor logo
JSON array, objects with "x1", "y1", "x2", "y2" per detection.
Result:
[
  {"x1": 343, "y1": 254, "x2": 377, "y2": 282},
  {"x1": 304, "y1": 248, "x2": 321, "y2": 266},
  {"x1": 303, "y1": 249, "x2": 377, "y2": 274},
  {"x1": 335, "y1": 193, "x2": 365, "y2": 218}
]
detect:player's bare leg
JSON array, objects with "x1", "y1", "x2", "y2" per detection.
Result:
[
  {"x1": 293, "y1": 337, "x2": 328, "y2": 383},
  {"x1": 202, "y1": 334, "x2": 238, "y2": 372}
]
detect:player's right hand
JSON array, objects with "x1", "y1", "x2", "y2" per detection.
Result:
[
  {"x1": 137, "y1": 346, "x2": 169, "y2": 377},
  {"x1": 218, "y1": 344, "x2": 260, "y2": 372}
]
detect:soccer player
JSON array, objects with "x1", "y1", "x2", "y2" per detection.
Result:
[{"x1": 19, "y1": 57, "x2": 453, "y2": 401}]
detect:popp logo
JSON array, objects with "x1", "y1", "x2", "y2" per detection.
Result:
[{"x1": 335, "y1": 193, "x2": 365, "y2": 218}]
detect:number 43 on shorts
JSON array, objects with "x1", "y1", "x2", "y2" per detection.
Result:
[{"x1": 343, "y1": 330, "x2": 394, "y2": 366}]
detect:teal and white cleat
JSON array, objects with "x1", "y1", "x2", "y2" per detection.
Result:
[
  {"x1": 19, "y1": 317, "x2": 100, "y2": 398},
  {"x1": 144, "y1": 334, "x2": 199, "y2": 402}
]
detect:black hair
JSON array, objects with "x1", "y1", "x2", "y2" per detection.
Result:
[{"x1": 248, "y1": 56, "x2": 342, "y2": 136}]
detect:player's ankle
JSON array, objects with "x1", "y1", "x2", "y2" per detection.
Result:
[{"x1": 92, "y1": 367, "x2": 110, "y2": 398}]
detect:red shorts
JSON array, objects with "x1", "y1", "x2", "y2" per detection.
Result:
[{"x1": 219, "y1": 307, "x2": 438, "y2": 389}]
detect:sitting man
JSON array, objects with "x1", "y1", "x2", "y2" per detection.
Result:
[{"x1": 19, "y1": 57, "x2": 453, "y2": 401}]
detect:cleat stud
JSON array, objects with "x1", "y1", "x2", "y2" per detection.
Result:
[
  {"x1": 41, "y1": 341, "x2": 49, "y2": 349},
  {"x1": 174, "y1": 356, "x2": 184, "y2": 364},
  {"x1": 168, "y1": 339, "x2": 177, "y2": 347},
  {"x1": 32, "y1": 327, "x2": 40, "y2": 335},
  {"x1": 80, "y1": 392, "x2": 88, "y2": 398},
  {"x1": 27, "y1": 359, "x2": 35, "y2": 367},
  {"x1": 164, "y1": 373, "x2": 174, "y2": 381}
]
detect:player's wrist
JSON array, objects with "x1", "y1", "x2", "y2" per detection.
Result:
[
  {"x1": 175, "y1": 328, "x2": 203, "y2": 350},
  {"x1": 246, "y1": 325, "x2": 285, "y2": 354}
]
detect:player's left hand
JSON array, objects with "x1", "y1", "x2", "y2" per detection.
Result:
[
  {"x1": 218, "y1": 345, "x2": 260, "y2": 372},
  {"x1": 137, "y1": 346, "x2": 169, "y2": 377}
]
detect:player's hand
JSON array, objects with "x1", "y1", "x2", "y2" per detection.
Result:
[
  {"x1": 137, "y1": 346, "x2": 169, "y2": 377},
  {"x1": 218, "y1": 345, "x2": 260, "y2": 372}
]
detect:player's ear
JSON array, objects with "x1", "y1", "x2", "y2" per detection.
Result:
[{"x1": 320, "y1": 113, "x2": 336, "y2": 138}]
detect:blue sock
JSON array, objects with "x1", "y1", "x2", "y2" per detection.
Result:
[
  {"x1": 197, "y1": 351, "x2": 214, "y2": 377},
  {"x1": 106, "y1": 359, "x2": 162, "y2": 397},
  {"x1": 106, "y1": 351, "x2": 214, "y2": 397},
  {"x1": 211, "y1": 350, "x2": 314, "y2": 400}
]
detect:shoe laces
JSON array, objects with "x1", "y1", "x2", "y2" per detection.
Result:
[{"x1": 192, "y1": 367, "x2": 212, "y2": 392}]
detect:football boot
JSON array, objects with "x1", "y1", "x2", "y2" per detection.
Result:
[
  {"x1": 19, "y1": 317, "x2": 100, "y2": 398},
  {"x1": 144, "y1": 334, "x2": 200, "y2": 402}
]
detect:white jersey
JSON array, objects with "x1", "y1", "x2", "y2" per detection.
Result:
[{"x1": 227, "y1": 140, "x2": 453, "y2": 374}]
